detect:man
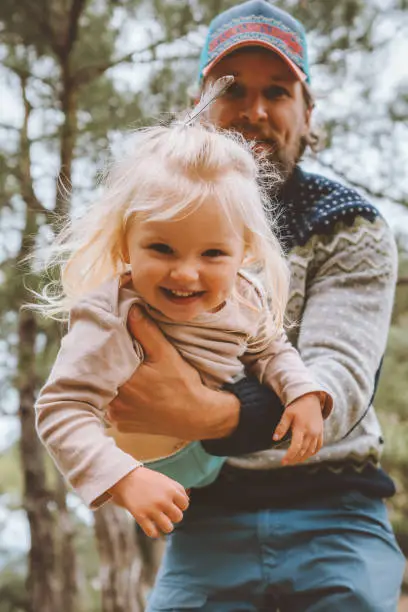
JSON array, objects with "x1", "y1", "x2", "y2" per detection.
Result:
[{"x1": 109, "y1": 1, "x2": 405, "y2": 609}]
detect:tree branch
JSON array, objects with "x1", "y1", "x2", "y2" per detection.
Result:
[
  {"x1": 73, "y1": 49, "x2": 139, "y2": 86},
  {"x1": 1, "y1": 60, "x2": 58, "y2": 94},
  {"x1": 66, "y1": 0, "x2": 88, "y2": 55},
  {"x1": 1, "y1": 61, "x2": 32, "y2": 82},
  {"x1": 0, "y1": 123, "x2": 59, "y2": 145},
  {"x1": 73, "y1": 38, "x2": 199, "y2": 86},
  {"x1": 21, "y1": 3, "x2": 60, "y2": 58},
  {"x1": 0, "y1": 122, "x2": 19, "y2": 132},
  {"x1": 15, "y1": 76, "x2": 52, "y2": 218}
]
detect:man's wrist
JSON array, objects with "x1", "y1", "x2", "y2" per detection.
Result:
[
  {"x1": 193, "y1": 386, "x2": 240, "y2": 440},
  {"x1": 201, "y1": 377, "x2": 286, "y2": 457}
]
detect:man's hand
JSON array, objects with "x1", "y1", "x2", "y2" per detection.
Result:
[
  {"x1": 107, "y1": 306, "x2": 239, "y2": 440},
  {"x1": 273, "y1": 393, "x2": 324, "y2": 465}
]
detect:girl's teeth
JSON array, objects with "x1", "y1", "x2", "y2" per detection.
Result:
[{"x1": 170, "y1": 290, "x2": 195, "y2": 297}]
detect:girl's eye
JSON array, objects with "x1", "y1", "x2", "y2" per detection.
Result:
[
  {"x1": 148, "y1": 243, "x2": 173, "y2": 254},
  {"x1": 203, "y1": 249, "x2": 227, "y2": 258}
]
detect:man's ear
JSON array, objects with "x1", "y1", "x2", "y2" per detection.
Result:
[
  {"x1": 241, "y1": 241, "x2": 255, "y2": 267},
  {"x1": 304, "y1": 105, "x2": 312, "y2": 131}
]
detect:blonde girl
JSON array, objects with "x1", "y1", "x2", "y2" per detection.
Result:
[{"x1": 34, "y1": 113, "x2": 331, "y2": 538}]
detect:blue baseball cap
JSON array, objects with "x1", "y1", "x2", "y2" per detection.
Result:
[{"x1": 198, "y1": 0, "x2": 310, "y2": 84}]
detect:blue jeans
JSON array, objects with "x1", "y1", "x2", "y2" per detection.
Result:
[{"x1": 147, "y1": 490, "x2": 405, "y2": 611}]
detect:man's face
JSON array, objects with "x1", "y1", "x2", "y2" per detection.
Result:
[{"x1": 205, "y1": 48, "x2": 312, "y2": 175}]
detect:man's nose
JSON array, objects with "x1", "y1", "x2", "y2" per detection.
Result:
[
  {"x1": 240, "y1": 95, "x2": 268, "y2": 124},
  {"x1": 170, "y1": 261, "x2": 199, "y2": 283}
]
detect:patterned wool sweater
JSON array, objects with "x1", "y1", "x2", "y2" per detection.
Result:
[{"x1": 195, "y1": 165, "x2": 398, "y2": 506}]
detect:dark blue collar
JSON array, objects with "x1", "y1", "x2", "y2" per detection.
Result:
[{"x1": 276, "y1": 166, "x2": 380, "y2": 249}]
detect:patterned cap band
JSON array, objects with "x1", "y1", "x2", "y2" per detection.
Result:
[{"x1": 199, "y1": 0, "x2": 310, "y2": 83}]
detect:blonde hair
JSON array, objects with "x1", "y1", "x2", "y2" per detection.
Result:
[{"x1": 33, "y1": 122, "x2": 290, "y2": 333}]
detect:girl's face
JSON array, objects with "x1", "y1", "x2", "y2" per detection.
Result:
[{"x1": 126, "y1": 197, "x2": 245, "y2": 321}]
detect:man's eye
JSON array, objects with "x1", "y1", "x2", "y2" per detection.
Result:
[
  {"x1": 148, "y1": 243, "x2": 173, "y2": 254},
  {"x1": 224, "y1": 83, "x2": 245, "y2": 99},
  {"x1": 265, "y1": 86, "x2": 289, "y2": 100},
  {"x1": 203, "y1": 249, "x2": 227, "y2": 258}
]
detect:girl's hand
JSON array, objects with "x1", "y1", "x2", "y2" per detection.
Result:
[
  {"x1": 273, "y1": 393, "x2": 324, "y2": 465},
  {"x1": 109, "y1": 467, "x2": 190, "y2": 538}
]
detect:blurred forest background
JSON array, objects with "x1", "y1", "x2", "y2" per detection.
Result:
[{"x1": 0, "y1": 0, "x2": 407, "y2": 610}]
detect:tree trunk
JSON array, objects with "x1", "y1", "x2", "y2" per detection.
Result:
[
  {"x1": 18, "y1": 308, "x2": 60, "y2": 612},
  {"x1": 94, "y1": 504, "x2": 145, "y2": 612},
  {"x1": 54, "y1": 471, "x2": 79, "y2": 612},
  {"x1": 16, "y1": 69, "x2": 79, "y2": 609},
  {"x1": 136, "y1": 529, "x2": 164, "y2": 598},
  {"x1": 55, "y1": 54, "x2": 78, "y2": 219}
]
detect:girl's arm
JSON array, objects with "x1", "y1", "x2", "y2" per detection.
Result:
[
  {"x1": 37, "y1": 297, "x2": 190, "y2": 536},
  {"x1": 36, "y1": 298, "x2": 142, "y2": 508}
]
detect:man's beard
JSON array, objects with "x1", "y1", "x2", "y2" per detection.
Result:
[
  {"x1": 232, "y1": 125, "x2": 307, "y2": 180},
  {"x1": 266, "y1": 136, "x2": 307, "y2": 179}
]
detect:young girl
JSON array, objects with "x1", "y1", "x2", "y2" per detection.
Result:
[{"x1": 34, "y1": 110, "x2": 332, "y2": 538}]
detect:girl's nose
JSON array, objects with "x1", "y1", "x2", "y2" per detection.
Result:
[{"x1": 170, "y1": 262, "x2": 199, "y2": 283}]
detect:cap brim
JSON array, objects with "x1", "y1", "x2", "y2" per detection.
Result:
[{"x1": 202, "y1": 40, "x2": 306, "y2": 82}]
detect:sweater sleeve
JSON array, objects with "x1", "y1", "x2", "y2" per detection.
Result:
[
  {"x1": 238, "y1": 273, "x2": 332, "y2": 417},
  {"x1": 202, "y1": 278, "x2": 332, "y2": 458},
  {"x1": 35, "y1": 298, "x2": 142, "y2": 508},
  {"x1": 242, "y1": 329, "x2": 332, "y2": 417},
  {"x1": 295, "y1": 217, "x2": 397, "y2": 444},
  {"x1": 201, "y1": 377, "x2": 287, "y2": 456}
]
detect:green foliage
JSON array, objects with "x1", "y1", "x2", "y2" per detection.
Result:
[
  {"x1": 0, "y1": 563, "x2": 28, "y2": 612},
  {"x1": 377, "y1": 328, "x2": 408, "y2": 424},
  {"x1": 151, "y1": 0, "x2": 195, "y2": 39},
  {"x1": 393, "y1": 257, "x2": 408, "y2": 322},
  {"x1": 0, "y1": 443, "x2": 23, "y2": 497},
  {"x1": 376, "y1": 256, "x2": 408, "y2": 534}
]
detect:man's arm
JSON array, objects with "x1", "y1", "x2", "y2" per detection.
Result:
[
  {"x1": 108, "y1": 305, "x2": 239, "y2": 440},
  {"x1": 201, "y1": 377, "x2": 287, "y2": 455},
  {"x1": 108, "y1": 306, "x2": 284, "y2": 452},
  {"x1": 295, "y1": 216, "x2": 397, "y2": 444}
]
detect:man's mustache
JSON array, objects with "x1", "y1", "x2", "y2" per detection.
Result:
[{"x1": 231, "y1": 124, "x2": 279, "y2": 146}]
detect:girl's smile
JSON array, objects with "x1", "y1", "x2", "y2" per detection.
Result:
[{"x1": 160, "y1": 287, "x2": 206, "y2": 307}]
